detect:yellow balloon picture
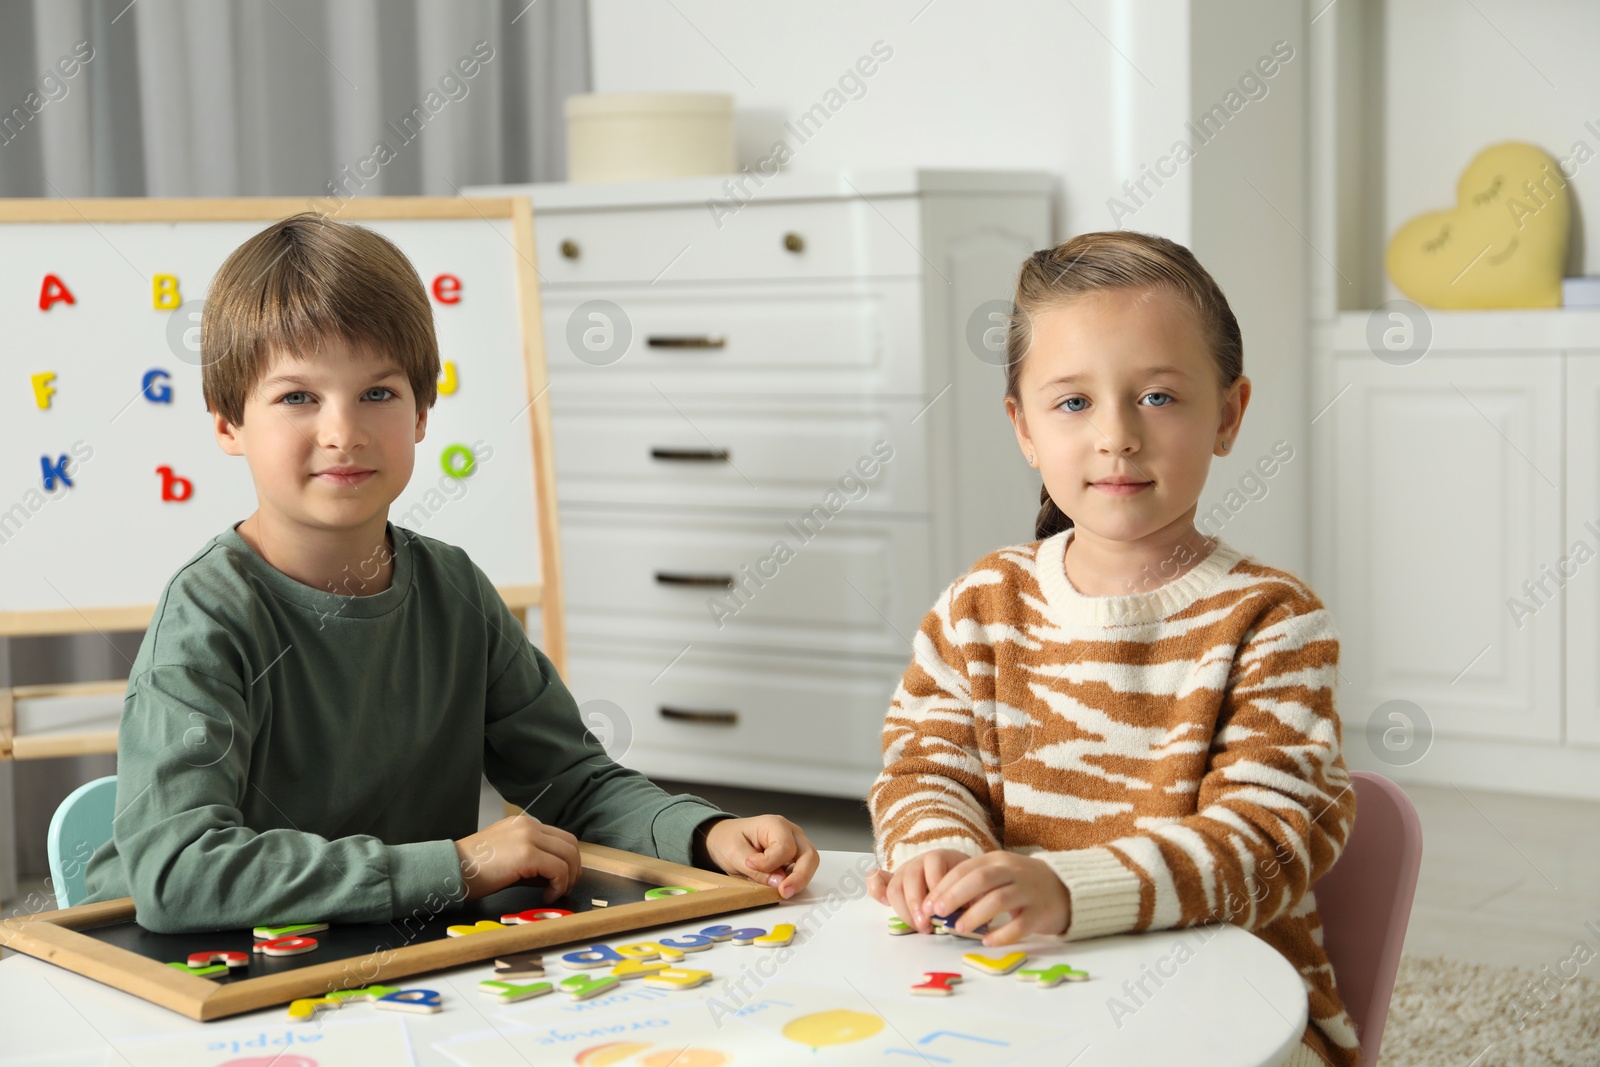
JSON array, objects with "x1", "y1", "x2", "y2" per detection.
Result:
[
  {"x1": 781, "y1": 1008, "x2": 886, "y2": 1049},
  {"x1": 1385, "y1": 141, "x2": 1570, "y2": 308}
]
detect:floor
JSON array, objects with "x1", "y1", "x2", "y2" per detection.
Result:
[{"x1": 5, "y1": 779, "x2": 1596, "y2": 972}]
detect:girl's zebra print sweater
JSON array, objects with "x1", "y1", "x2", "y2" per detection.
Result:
[{"x1": 869, "y1": 525, "x2": 1361, "y2": 1067}]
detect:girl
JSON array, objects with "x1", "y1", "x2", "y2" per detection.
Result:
[{"x1": 866, "y1": 231, "x2": 1359, "y2": 1067}]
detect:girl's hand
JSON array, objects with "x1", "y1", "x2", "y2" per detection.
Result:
[
  {"x1": 878, "y1": 849, "x2": 975, "y2": 933},
  {"x1": 920, "y1": 852, "x2": 1072, "y2": 946},
  {"x1": 699, "y1": 815, "x2": 819, "y2": 899}
]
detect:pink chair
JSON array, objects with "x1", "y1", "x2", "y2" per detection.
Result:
[{"x1": 1313, "y1": 770, "x2": 1424, "y2": 1067}]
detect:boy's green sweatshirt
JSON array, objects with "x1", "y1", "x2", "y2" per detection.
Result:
[{"x1": 81, "y1": 521, "x2": 731, "y2": 933}]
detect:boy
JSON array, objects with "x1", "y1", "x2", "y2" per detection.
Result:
[{"x1": 81, "y1": 212, "x2": 818, "y2": 932}]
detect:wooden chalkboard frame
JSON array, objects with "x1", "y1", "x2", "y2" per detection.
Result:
[{"x1": 0, "y1": 843, "x2": 778, "y2": 1021}]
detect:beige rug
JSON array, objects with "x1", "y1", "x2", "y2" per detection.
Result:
[{"x1": 1376, "y1": 954, "x2": 1600, "y2": 1065}]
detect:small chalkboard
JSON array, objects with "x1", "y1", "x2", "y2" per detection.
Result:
[{"x1": 0, "y1": 843, "x2": 777, "y2": 1021}]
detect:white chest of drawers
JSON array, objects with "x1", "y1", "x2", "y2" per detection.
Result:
[{"x1": 466, "y1": 169, "x2": 1053, "y2": 797}]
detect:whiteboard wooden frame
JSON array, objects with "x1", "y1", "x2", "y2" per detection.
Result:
[
  {"x1": 0, "y1": 843, "x2": 776, "y2": 1021},
  {"x1": 0, "y1": 196, "x2": 567, "y2": 759}
]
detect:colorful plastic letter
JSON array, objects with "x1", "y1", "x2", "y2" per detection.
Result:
[
  {"x1": 558, "y1": 974, "x2": 620, "y2": 1000},
  {"x1": 494, "y1": 952, "x2": 544, "y2": 976},
  {"x1": 30, "y1": 372, "x2": 55, "y2": 410},
  {"x1": 152, "y1": 273, "x2": 181, "y2": 311},
  {"x1": 253, "y1": 923, "x2": 329, "y2": 939},
  {"x1": 376, "y1": 988, "x2": 443, "y2": 1014},
  {"x1": 438, "y1": 360, "x2": 458, "y2": 395},
  {"x1": 911, "y1": 972, "x2": 963, "y2": 996},
  {"x1": 166, "y1": 960, "x2": 227, "y2": 977},
  {"x1": 753, "y1": 923, "x2": 795, "y2": 947},
  {"x1": 440, "y1": 444, "x2": 476, "y2": 479},
  {"x1": 157, "y1": 465, "x2": 194, "y2": 502},
  {"x1": 642, "y1": 967, "x2": 712, "y2": 991},
  {"x1": 657, "y1": 934, "x2": 714, "y2": 953},
  {"x1": 887, "y1": 916, "x2": 914, "y2": 936},
  {"x1": 479, "y1": 979, "x2": 552, "y2": 1003},
  {"x1": 40, "y1": 454, "x2": 73, "y2": 491},
  {"x1": 253, "y1": 935, "x2": 318, "y2": 957},
  {"x1": 962, "y1": 952, "x2": 1028, "y2": 976},
  {"x1": 187, "y1": 951, "x2": 248, "y2": 972},
  {"x1": 142, "y1": 369, "x2": 172, "y2": 403},
  {"x1": 1017, "y1": 963, "x2": 1090, "y2": 987},
  {"x1": 609, "y1": 958, "x2": 670, "y2": 980},
  {"x1": 643, "y1": 886, "x2": 695, "y2": 899},
  {"x1": 616, "y1": 941, "x2": 685, "y2": 961},
  {"x1": 561, "y1": 944, "x2": 624, "y2": 969},
  {"x1": 699, "y1": 924, "x2": 735, "y2": 941},
  {"x1": 446, "y1": 920, "x2": 506, "y2": 937},
  {"x1": 326, "y1": 985, "x2": 400, "y2": 1003},
  {"x1": 285, "y1": 997, "x2": 340, "y2": 1022},
  {"x1": 500, "y1": 908, "x2": 572, "y2": 924},
  {"x1": 728, "y1": 928, "x2": 767, "y2": 945},
  {"x1": 432, "y1": 273, "x2": 462, "y2": 304},
  {"x1": 38, "y1": 274, "x2": 75, "y2": 311}
]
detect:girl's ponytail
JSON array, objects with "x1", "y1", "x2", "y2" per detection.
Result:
[
  {"x1": 1035, "y1": 483, "x2": 1072, "y2": 541},
  {"x1": 1002, "y1": 231, "x2": 1243, "y2": 544}
]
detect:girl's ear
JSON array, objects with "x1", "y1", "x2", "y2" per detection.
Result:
[
  {"x1": 1005, "y1": 396, "x2": 1035, "y2": 467},
  {"x1": 414, "y1": 404, "x2": 429, "y2": 443},
  {"x1": 1217, "y1": 375, "x2": 1252, "y2": 444}
]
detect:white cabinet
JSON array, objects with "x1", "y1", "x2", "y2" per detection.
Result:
[
  {"x1": 467, "y1": 170, "x2": 1053, "y2": 797},
  {"x1": 1320, "y1": 313, "x2": 1600, "y2": 797},
  {"x1": 1329, "y1": 348, "x2": 1562, "y2": 744},
  {"x1": 1564, "y1": 354, "x2": 1600, "y2": 749}
]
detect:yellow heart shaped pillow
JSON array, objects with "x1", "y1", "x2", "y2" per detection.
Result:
[{"x1": 1386, "y1": 141, "x2": 1569, "y2": 308}]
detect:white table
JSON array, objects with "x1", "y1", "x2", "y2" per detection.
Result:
[{"x1": 0, "y1": 850, "x2": 1308, "y2": 1066}]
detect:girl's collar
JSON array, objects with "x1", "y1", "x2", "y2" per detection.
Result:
[{"x1": 1034, "y1": 526, "x2": 1244, "y2": 627}]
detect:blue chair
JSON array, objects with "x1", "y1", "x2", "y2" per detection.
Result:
[{"x1": 47, "y1": 774, "x2": 117, "y2": 909}]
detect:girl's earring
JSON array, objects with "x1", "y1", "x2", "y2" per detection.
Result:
[
  {"x1": 1027, "y1": 453, "x2": 1035, "y2": 465},
  {"x1": 1219, "y1": 441, "x2": 1229, "y2": 453}
]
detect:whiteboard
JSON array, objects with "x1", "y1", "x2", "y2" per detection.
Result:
[{"x1": 0, "y1": 198, "x2": 559, "y2": 650}]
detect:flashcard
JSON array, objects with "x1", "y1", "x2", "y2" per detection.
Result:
[{"x1": 731, "y1": 981, "x2": 1066, "y2": 1065}]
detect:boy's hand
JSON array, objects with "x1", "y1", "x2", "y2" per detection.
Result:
[
  {"x1": 698, "y1": 815, "x2": 818, "y2": 899},
  {"x1": 454, "y1": 814, "x2": 581, "y2": 904},
  {"x1": 920, "y1": 851, "x2": 1072, "y2": 946}
]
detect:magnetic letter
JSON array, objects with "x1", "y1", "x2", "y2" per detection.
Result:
[
  {"x1": 40, "y1": 454, "x2": 72, "y2": 491},
  {"x1": 142, "y1": 369, "x2": 172, "y2": 403},
  {"x1": 38, "y1": 274, "x2": 75, "y2": 310},
  {"x1": 157, "y1": 465, "x2": 194, "y2": 502},
  {"x1": 432, "y1": 273, "x2": 462, "y2": 304},
  {"x1": 30, "y1": 372, "x2": 55, "y2": 409},
  {"x1": 152, "y1": 274, "x2": 181, "y2": 310}
]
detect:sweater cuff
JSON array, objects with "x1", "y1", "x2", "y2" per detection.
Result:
[
  {"x1": 886, "y1": 835, "x2": 990, "y2": 870},
  {"x1": 650, "y1": 798, "x2": 735, "y2": 868},
  {"x1": 1037, "y1": 846, "x2": 1143, "y2": 940},
  {"x1": 387, "y1": 839, "x2": 467, "y2": 918}
]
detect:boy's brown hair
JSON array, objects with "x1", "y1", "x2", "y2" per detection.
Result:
[{"x1": 202, "y1": 212, "x2": 440, "y2": 425}]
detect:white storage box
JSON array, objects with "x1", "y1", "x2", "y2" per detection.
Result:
[{"x1": 564, "y1": 92, "x2": 734, "y2": 183}]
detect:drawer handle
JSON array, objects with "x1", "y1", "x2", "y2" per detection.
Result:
[
  {"x1": 646, "y1": 335, "x2": 727, "y2": 349},
  {"x1": 559, "y1": 239, "x2": 580, "y2": 259},
  {"x1": 782, "y1": 232, "x2": 804, "y2": 253},
  {"x1": 660, "y1": 706, "x2": 739, "y2": 727},
  {"x1": 650, "y1": 447, "x2": 730, "y2": 463},
  {"x1": 654, "y1": 571, "x2": 735, "y2": 589}
]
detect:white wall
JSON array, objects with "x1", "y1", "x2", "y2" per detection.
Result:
[{"x1": 585, "y1": 0, "x2": 1312, "y2": 575}]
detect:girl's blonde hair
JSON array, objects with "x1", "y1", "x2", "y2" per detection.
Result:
[{"x1": 1003, "y1": 230, "x2": 1244, "y2": 540}]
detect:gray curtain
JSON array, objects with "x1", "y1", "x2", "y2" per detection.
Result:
[{"x1": 0, "y1": 0, "x2": 589, "y2": 904}]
